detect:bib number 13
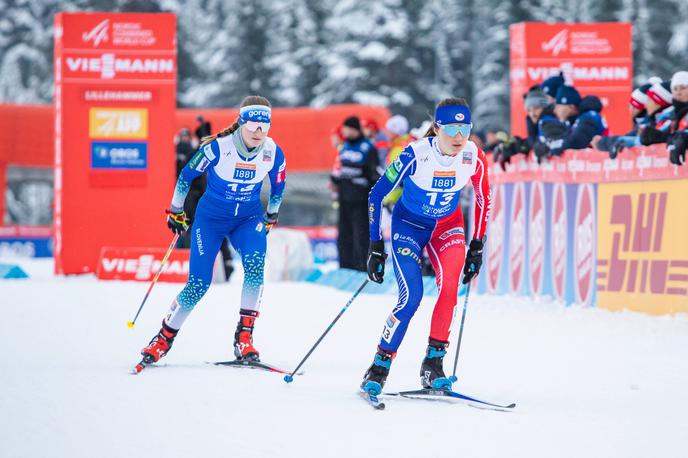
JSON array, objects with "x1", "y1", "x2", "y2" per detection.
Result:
[{"x1": 426, "y1": 191, "x2": 455, "y2": 206}]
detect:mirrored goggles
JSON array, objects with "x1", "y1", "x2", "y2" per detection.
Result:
[
  {"x1": 242, "y1": 119, "x2": 271, "y2": 133},
  {"x1": 438, "y1": 122, "x2": 472, "y2": 138}
]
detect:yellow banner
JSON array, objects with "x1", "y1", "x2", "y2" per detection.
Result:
[
  {"x1": 597, "y1": 180, "x2": 688, "y2": 314},
  {"x1": 89, "y1": 108, "x2": 148, "y2": 139}
]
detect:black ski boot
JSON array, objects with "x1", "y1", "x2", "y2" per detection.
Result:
[
  {"x1": 361, "y1": 348, "x2": 395, "y2": 395},
  {"x1": 420, "y1": 338, "x2": 453, "y2": 390}
]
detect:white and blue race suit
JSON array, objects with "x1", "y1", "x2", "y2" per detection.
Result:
[
  {"x1": 164, "y1": 129, "x2": 286, "y2": 329},
  {"x1": 368, "y1": 137, "x2": 490, "y2": 352}
]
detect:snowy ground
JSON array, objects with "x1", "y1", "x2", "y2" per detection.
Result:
[{"x1": 1, "y1": 259, "x2": 687, "y2": 458}]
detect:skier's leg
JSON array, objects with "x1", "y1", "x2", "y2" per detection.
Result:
[
  {"x1": 141, "y1": 208, "x2": 226, "y2": 362},
  {"x1": 228, "y1": 215, "x2": 268, "y2": 360},
  {"x1": 420, "y1": 212, "x2": 466, "y2": 388},
  {"x1": 362, "y1": 213, "x2": 432, "y2": 393}
]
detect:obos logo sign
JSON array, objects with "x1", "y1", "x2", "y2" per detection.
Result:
[
  {"x1": 509, "y1": 183, "x2": 526, "y2": 292},
  {"x1": 574, "y1": 184, "x2": 595, "y2": 306},
  {"x1": 528, "y1": 181, "x2": 545, "y2": 295},
  {"x1": 486, "y1": 184, "x2": 504, "y2": 292},
  {"x1": 551, "y1": 183, "x2": 567, "y2": 300}
]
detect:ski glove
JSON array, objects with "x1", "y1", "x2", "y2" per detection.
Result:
[
  {"x1": 532, "y1": 141, "x2": 550, "y2": 164},
  {"x1": 640, "y1": 126, "x2": 668, "y2": 146},
  {"x1": 264, "y1": 212, "x2": 279, "y2": 234},
  {"x1": 667, "y1": 132, "x2": 688, "y2": 166},
  {"x1": 166, "y1": 208, "x2": 190, "y2": 234},
  {"x1": 462, "y1": 238, "x2": 484, "y2": 284},
  {"x1": 367, "y1": 240, "x2": 388, "y2": 284}
]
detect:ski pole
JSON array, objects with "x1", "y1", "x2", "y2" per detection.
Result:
[
  {"x1": 284, "y1": 279, "x2": 369, "y2": 383},
  {"x1": 127, "y1": 233, "x2": 179, "y2": 328},
  {"x1": 449, "y1": 281, "x2": 471, "y2": 382}
]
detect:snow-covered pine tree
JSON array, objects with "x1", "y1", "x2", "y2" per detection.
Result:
[
  {"x1": 312, "y1": 0, "x2": 414, "y2": 116},
  {"x1": 263, "y1": 0, "x2": 319, "y2": 106}
]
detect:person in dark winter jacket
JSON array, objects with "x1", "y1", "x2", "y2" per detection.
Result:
[
  {"x1": 639, "y1": 79, "x2": 677, "y2": 147},
  {"x1": 540, "y1": 72, "x2": 565, "y2": 104},
  {"x1": 537, "y1": 85, "x2": 608, "y2": 158},
  {"x1": 595, "y1": 77, "x2": 671, "y2": 158},
  {"x1": 493, "y1": 88, "x2": 553, "y2": 168},
  {"x1": 330, "y1": 116, "x2": 381, "y2": 271},
  {"x1": 665, "y1": 71, "x2": 688, "y2": 165}
]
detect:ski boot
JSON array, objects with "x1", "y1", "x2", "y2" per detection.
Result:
[
  {"x1": 361, "y1": 348, "x2": 395, "y2": 395},
  {"x1": 420, "y1": 338, "x2": 453, "y2": 390},
  {"x1": 141, "y1": 321, "x2": 178, "y2": 364},
  {"x1": 234, "y1": 310, "x2": 260, "y2": 361}
]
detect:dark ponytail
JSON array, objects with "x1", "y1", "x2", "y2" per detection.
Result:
[
  {"x1": 423, "y1": 97, "x2": 470, "y2": 138},
  {"x1": 200, "y1": 95, "x2": 272, "y2": 146}
]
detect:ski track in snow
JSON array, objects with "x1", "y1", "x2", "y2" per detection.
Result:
[{"x1": 1, "y1": 260, "x2": 687, "y2": 458}]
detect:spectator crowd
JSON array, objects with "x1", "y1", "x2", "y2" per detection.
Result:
[{"x1": 486, "y1": 70, "x2": 688, "y2": 169}]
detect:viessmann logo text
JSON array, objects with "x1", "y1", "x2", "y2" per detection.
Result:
[
  {"x1": 101, "y1": 255, "x2": 188, "y2": 281},
  {"x1": 65, "y1": 54, "x2": 174, "y2": 79}
]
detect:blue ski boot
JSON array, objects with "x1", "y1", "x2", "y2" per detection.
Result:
[
  {"x1": 361, "y1": 348, "x2": 394, "y2": 395},
  {"x1": 420, "y1": 338, "x2": 453, "y2": 390}
]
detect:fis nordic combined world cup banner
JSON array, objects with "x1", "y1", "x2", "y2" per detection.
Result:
[
  {"x1": 482, "y1": 149, "x2": 688, "y2": 315},
  {"x1": 54, "y1": 13, "x2": 177, "y2": 274},
  {"x1": 509, "y1": 22, "x2": 632, "y2": 137}
]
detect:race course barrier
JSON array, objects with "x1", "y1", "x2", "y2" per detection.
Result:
[{"x1": 478, "y1": 145, "x2": 688, "y2": 315}]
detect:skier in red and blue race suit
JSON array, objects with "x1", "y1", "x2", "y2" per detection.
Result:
[
  {"x1": 361, "y1": 98, "x2": 491, "y2": 394},
  {"x1": 138, "y1": 95, "x2": 286, "y2": 366}
]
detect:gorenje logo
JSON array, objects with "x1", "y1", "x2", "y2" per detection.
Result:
[
  {"x1": 509, "y1": 183, "x2": 526, "y2": 292},
  {"x1": 82, "y1": 20, "x2": 109, "y2": 47},
  {"x1": 528, "y1": 182, "x2": 545, "y2": 295},
  {"x1": 574, "y1": 184, "x2": 595, "y2": 306},
  {"x1": 542, "y1": 29, "x2": 568, "y2": 56},
  {"x1": 551, "y1": 183, "x2": 567, "y2": 300},
  {"x1": 65, "y1": 54, "x2": 175, "y2": 79}
]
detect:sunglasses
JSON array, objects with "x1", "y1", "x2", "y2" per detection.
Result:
[
  {"x1": 438, "y1": 123, "x2": 472, "y2": 137},
  {"x1": 242, "y1": 119, "x2": 271, "y2": 133}
]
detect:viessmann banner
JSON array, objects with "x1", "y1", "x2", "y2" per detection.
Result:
[
  {"x1": 509, "y1": 22, "x2": 632, "y2": 137},
  {"x1": 54, "y1": 13, "x2": 177, "y2": 275}
]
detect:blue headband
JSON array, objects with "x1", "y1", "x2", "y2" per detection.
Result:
[
  {"x1": 435, "y1": 104, "x2": 471, "y2": 126},
  {"x1": 239, "y1": 104, "x2": 271, "y2": 123}
]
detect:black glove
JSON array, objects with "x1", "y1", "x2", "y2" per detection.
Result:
[
  {"x1": 366, "y1": 240, "x2": 387, "y2": 284},
  {"x1": 668, "y1": 132, "x2": 688, "y2": 166},
  {"x1": 533, "y1": 141, "x2": 549, "y2": 164},
  {"x1": 166, "y1": 208, "x2": 190, "y2": 234},
  {"x1": 264, "y1": 212, "x2": 278, "y2": 234},
  {"x1": 463, "y1": 239, "x2": 484, "y2": 284},
  {"x1": 640, "y1": 126, "x2": 669, "y2": 146},
  {"x1": 610, "y1": 140, "x2": 626, "y2": 160}
]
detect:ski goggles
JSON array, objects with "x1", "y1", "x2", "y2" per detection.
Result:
[
  {"x1": 438, "y1": 122, "x2": 472, "y2": 138},
  {"x1": 239, "y1": 104, "x2": 271, "y2": 132},
  {"x1": 241, "y1": 120, "x2": 271, "y2": 133}
]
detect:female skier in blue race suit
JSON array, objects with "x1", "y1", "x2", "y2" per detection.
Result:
[
  {"x1": 138, "y1": 95, "x2": 286, "y2": 367},
  {"x1": 362, "y1": 98, "x2": 491, "y2": 394}
]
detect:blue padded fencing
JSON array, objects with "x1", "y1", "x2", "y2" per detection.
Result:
[{"x1": 0, "y1": 263, "x2": 29, "y2": 279}]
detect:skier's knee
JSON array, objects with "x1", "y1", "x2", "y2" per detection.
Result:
[{"x1": 176, "y1": 276, "x2": 211, "y2": 310}]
